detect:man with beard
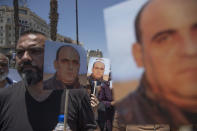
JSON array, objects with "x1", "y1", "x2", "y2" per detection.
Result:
[
  {"x1": 0, "y1": 30, "x2": 97, "y2": 131},
  {"x1": 114, "y1": 0, "x2": 197, "y2": 130},
  {"x1": 0, "y1": 53, "x2": 15, "y2": 88}
]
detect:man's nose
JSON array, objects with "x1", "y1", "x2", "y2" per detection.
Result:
[
  {"x1": 180, "y1": 34, "x2": 197, "y2": 56},
  {"x1": 21, "y1": 51, "x2": 32, "y2": 61},
  {"x1": 68, "y1": 62, "x2": 73, "y2": 69}
]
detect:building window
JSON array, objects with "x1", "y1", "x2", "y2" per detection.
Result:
[
  {"x1": 7, "y1": 18, "x2": 10, "y2": 22},
  {"x1": 0, "y1": 19, "x2": 3, "y2": 23},
  {"x1": 19, "y1": 9, "x2": 27, "y2": 15}
]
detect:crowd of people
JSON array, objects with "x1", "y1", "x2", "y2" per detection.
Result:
[{"x1": 0, "y1": 0, "x2": 197, "y2": 131}]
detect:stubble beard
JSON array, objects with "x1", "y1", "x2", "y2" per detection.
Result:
[
  {"x1": 0, "y1": 70, "x2": 8, "y2": 82},
  {"x1": 17, "y1": 61, "x2": 43, "y2": 86}
]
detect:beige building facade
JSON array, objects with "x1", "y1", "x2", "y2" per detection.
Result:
[{"x1": 0, "y1": 5, "x2": 79, "y2": 51}]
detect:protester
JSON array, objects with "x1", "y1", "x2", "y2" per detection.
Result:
[
  {"x1": 0, "y1": 53, "x2": 16, "y2": 88},
  {"x1": 88, "y1": 59, "x2": 114, "y2": 131},
  {"x1": 0, "y1": 30, "x2": 97, "y2": 131}
]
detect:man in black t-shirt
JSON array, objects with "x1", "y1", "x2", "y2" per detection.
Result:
[
  {"x1": 0, "y1": 81, "x2": 96, "y2": 131},
  {"x1": 0, "y1": 30, "x2": 96, "y2": 131}
]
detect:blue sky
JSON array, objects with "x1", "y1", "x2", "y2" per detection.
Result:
[
  {"x1": 0, "y1": 0, "x2": 125, "y2": 57},
  {"x1": 104, "y1": 0, "x2": 147, "y2": 81},
  {"x1": 1, "y1": 0, "x2": 148, "y2": 81}
]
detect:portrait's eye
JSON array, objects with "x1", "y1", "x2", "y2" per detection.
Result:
[
  {"x1": 153, "y1": 30, "x2": 175, "y2": 44},
  {"x1": 61, "y1": 59, "x2": 69, "y2": 63},
  {"x1": 155, "y1": 35, "x2": 170, "y2": 44},
  {"x1": 100, "y1": 68, "x2": 104, "y2": 71},
  {"x1": 73, "y1": 60, "x2": 79, "y2": 65},
  {"x1": 95, "y1": 67, "x2": 99, "y2": 70}
]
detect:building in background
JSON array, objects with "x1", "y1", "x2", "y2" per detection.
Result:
[
  {"x1": 0, "y1": 5, "x2": 80, "y2": 56},
  {"x1": 87, "y1": 49, "x2": 103, "y2": 63}
]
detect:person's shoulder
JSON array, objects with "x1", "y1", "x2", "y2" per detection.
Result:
[
  {"x1": 0, "y1": 81, "x2": 25, "y2": 100},
  {"x1": 1, "y1": 80, "x2": 24, "y2": 91},
  {"x1": 44, "y1": 76, "x2": 54, "y2": 84},
  {"x1": 115, "y1": 90, "x2": 140, "y2": 124},
  {"x1": 116, "y1": 91, "x2": 137, "y2": 110},
  {"x1": 69, "y1": 87, "x2": 90, "y2": 100},
  {"x1": 69, "y1": 88, "x2": 88, "y2": 98},
  {"x1": 44, "y1": 76, "x2": 55, "y2": 89}
]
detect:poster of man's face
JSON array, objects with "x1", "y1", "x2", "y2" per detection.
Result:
[
  {"x1": 87, "y1": 57, "x2": 111, "y2": 81},
  {"x1": 43, "y1": 41, "x2": 87, "y2": 90}
]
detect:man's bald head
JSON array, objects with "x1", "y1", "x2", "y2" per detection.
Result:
[
  {"x1": 55, "y1": 45, "x2": 80, "y2": 61},
  {"x1": 135, "y1": 0, "x2": 197, "y2": 44},
  {"x1": 132, "y1": 0, "x2": 197, "y2": 112},
  {"x1": 54, "y1": 45, "x2": 80, "y2": 84}
]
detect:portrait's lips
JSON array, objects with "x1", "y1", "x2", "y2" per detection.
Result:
[{"x1": 178, "y1": 67, "x2": 197, "y2": 75}]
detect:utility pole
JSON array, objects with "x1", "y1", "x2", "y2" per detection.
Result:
[{"x1": 75, "y1": 0, "x2": 79, "y2": 45}]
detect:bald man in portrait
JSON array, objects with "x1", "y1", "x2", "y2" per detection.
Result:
[
  {"x1": 44, "y1": 45, "x2": 81, "y2": 90},
  {"x1": 114, "y1": 0, "x2": 197, "y2": 130}
]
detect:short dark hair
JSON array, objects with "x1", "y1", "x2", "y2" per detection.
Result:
[
  {"x1": 134, "y1": 1, "x2": 150, "y2": 44},
  {"x1": 55, "y1": 45, "x2": 80, "y2": 60},
  {"x1": 20, "y1": 30, "x2": 47, "y2": 38}
]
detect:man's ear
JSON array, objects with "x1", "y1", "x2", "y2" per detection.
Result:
[
  {"x1": 132, "y1": 43, "x2": 144, "y2": 67},
  {"x1": 54, "y1": 60, "x2": 58, "y2": 70}
]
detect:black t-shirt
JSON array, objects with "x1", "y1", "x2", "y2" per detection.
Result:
[{"x1": 0, "y1": 81, "x2": 96, "y2": 131}]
